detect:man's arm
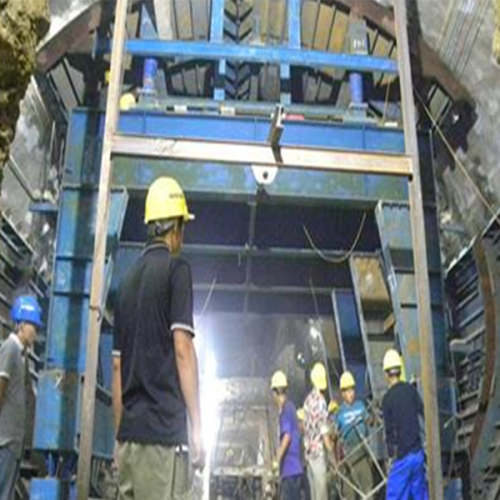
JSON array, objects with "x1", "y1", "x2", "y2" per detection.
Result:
[
  {"x1": 174, "y1": 329, "x2": 204, "y2": 469},
  {"x1": 112, "y1": 357, "x2": 122, "y2": 435},
  {"x1": 277, "y1": 433, "x2": 291, "y2": 466},
  {"x1": 0, "y1": 377, "x2": 9, "y2": 416},
  {"x1": 0, "y1": 343, "x2": 15, "y2": 417}
]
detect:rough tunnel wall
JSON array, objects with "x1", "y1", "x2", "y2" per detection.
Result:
[
  {"x1": 494, "y1": 0, "x2": 500, "y2": 63},
  {"x1": 0, "y1": 0, "x2": 50, "y2": 188},
  {"x1": 415, "y1": 0, "x2": 500, "y2": 266}
]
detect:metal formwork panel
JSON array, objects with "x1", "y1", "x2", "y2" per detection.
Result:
[
  {"x1": 34, "y1": 187, "x2": 128, "y2": 458},
  {"x1": 375, "y1": 201, "x2": 454, "y2": 452},
  {"x1": 331, "y1": 289, "x2": 368, "y2": 399},
  {"x1": 349, "y1": 255, "x2": 395, "y2": 400}
]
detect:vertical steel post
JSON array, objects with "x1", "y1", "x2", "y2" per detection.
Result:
[
  {"x1": 211, "y1": 0, "x2": 226, "y2": 101},
  {"x1": 281, "y1": 0, "x2": 301, "y2": 104},
  {"x1": 393, "y1": 2, "x2": 444, "y2": 499},
  {"x1": 76, "y1": 0, "x2": 128, "y2": 498}
]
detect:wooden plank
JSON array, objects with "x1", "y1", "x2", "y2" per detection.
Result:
[
  {"x1": 75, "y1": 0, "x2": 129, "y2": 498},
  {"x1": 394, "y1": 2, "x2": 444, "y2": 500},
  {"x1": 112, "y1": 134, "x2": 413, "y2": 177}
]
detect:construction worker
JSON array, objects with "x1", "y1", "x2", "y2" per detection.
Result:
[
  {"x1": 303, "y1": 362, "x2": 333, "y2": 500},
  {"x1": 0, "y1": 296, "x2": 43, "y2": 500},
  {"x1": 112, "y1": 177, "x2": 205, "y2": 500},
  {"x1": 335, "y1": 371, "x2": 375, "y2": 500},
  {"x1": 296, "y1": 408, "x2": 311, "y2": 500},
  {"x1": 382, "y1": 349, "x2": 429, "y2": 500},
  {"x1": 271, "y1": 371, "x2": 304, "y2": 500}
]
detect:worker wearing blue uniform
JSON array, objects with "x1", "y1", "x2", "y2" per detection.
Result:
[
  {"x1": 335, "y1": 372, "x2": 375, "y2": 500},
  {"x1": 271, "y1": 371, "x2": 304, "y2": 500},
  {"x1": 382, "y1": 349, "x2": 429, "y2": 500}
]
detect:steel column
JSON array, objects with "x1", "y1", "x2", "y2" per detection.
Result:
[
  {"x1": 210, "y1": 0, "x2": 226, "y2": 100},
  {"x1": 280, "y1": 0, "x2": 301, "y2": 104},
  {"x1": 394, "y1": 2, "x2": 444, "y2": 499},
  {"x1": 76, "y1": 0, "x2": 128, "y2": 497}
]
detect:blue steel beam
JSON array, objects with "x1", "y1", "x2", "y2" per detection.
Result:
[
  {"x1": 65, "y1": 110, "x2": 415, "y2": 205},
  {"x1": 123, "y1": 40, "x2": 399, "y2": 73}
]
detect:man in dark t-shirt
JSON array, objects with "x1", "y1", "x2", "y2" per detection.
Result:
[
  {"x1": 382, "y1": 349, "x2": 429, "y2": 500},
  {"x1": 112, "y1": 177, "x2": 205, "y2": 500}
]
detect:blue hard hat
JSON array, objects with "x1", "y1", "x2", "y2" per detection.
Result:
[{"x1": 11, "y1": 295, "x2": 43, "y2": 328}]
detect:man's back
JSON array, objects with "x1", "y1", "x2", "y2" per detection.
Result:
[
  {"x1": 382, "y1": 382, "x2": 423, "y2": 459},
  {"x1": 113, "y1": 243, "x2": 195, "y2": 446}
]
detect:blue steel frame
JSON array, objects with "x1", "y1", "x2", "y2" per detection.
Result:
[
  {"x1": 121, "y1": 40, "x2": 399, "y2": 74},
  {"x1": 31, "y1": 0, "x2": 454, "y2": 497},
  {"x1": 65, "y1": 109, "x2": 409, "y2": 204}
]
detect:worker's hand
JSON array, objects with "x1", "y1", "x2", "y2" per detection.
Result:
[
  {"x1": 190, "y1": 428, "x2": 206, "y2": 472},
  {"x1": 272, "y1": 460, "x2": 279, "y2": 473},
  {"x1": 385, "y1": 457, "x2": 394, "y2": 473}
]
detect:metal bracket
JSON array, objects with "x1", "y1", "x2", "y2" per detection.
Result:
[{"x1": 266, "y1": 105, "x2": 284, "y2": 148}]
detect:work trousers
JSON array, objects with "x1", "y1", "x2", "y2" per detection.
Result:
[
  {"x1": 307, "y1": 454, "x2": 328, "y2": 500},
  {"x1": 0, "y1": 446, "x2": 19, "y2": 500},
  {"x1": 281, "y1": 474, "x2": 303, "y2": 500},
  {"x1": 117, "y1": 442, "x2": 194, "y2": 500},
  {"x1": 342, "y1": 447, "x2": 375, "y2": 500},
  {"x1": 386, "y1": 449, "x2": 429, "y2": 500}
]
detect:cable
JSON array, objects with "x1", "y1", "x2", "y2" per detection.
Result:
[
  {"x1": 414, "y1": 90, "x2": 500, "y2": 229},
  {"x1": 303, "y1": 212, "x2": 368, "y2": 265},
  {"x1": 436, "y1": 0, "x2": 459, "y2": 54},
  {"x1": 456, "y1": 0, "x2": 489, "y2": 78},
  {"x1": 196, "y1": 275, "x2": 218, "y2": 331}
]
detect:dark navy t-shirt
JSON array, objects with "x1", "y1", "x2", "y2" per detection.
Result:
[
  {"x1": 280, "y1": 400, "x2": 304, "y2": 478},
  {"x1": 113, "y1": 243, "x2": 195, "y2": 446},
  {"x1": 382, "y1": 382, "x2": 423, "y2": 459}
]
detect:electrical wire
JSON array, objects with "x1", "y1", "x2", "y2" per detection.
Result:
[
  {"x1": 456, "y1": 0, "x2": 490, "y2": 78},
  {"x1": 195, "y1": 275, "x2": 218, "y2": 330},
  {"x1": 303, "y1": 212, "x2": 368, "y2": 265},
  {"x1": 414, "y1": 90, "x2": 500, "y2": 229},
  {"x1": 436, "y1": 0, "x2": 459, "y2": 53}
]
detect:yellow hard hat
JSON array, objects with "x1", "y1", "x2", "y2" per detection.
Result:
[
  {"x1": 310, "y1": 362, "x2": 328, "y2": 391},
  {"x1": 145, "y1": 177, "x2": 195, "y2": 224},
  {"x1": 271, "y1": 370, "x2": 288, "y2": 390},
  {"x1": 120, "y1": 93, "x2": 136, "y2": 111},
  {"x1": 383, "y1": 349, "x2": 403, "y2": 372},
  {"x1": 328, "y1": 400, "x2": 339, "y2": 414},
  {"x1": 340, "y1": 371, "x2": 356, "y2": 390},
  {"x1": 296, "y1": 408, "x2": 305, "y2": 421}
]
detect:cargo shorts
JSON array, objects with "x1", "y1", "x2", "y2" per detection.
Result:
[{"x1": 117, "y1": 442, "x2": 194, "y2": 500}]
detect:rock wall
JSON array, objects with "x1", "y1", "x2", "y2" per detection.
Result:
[
  {"x1": 0, "y1": 0, "x2": 50, "y2": 187},
  {"x1": 494, "y1": 0, "x2": 500, "y2": 64}
]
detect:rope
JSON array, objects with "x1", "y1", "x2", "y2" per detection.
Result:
[
  {"x1": 303, "y1": 212, "x2": 367, "y2": 265},
  {"x1": 414, "y1": 90, "x2": 500, "y2": 230}
]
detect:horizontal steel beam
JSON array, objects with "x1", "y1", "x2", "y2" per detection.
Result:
[
  {"x1": 120, "y1": 242, "x2": 377, "y2": 261},
  {"x1": 112, "y1": 134, "x2": 413, "y2": 177},
  {"x1": 193, "y1": 283, "x2": 332, "y2": 296},
  {"x1": 122, "y1": 40, "x2": 399, "y2": 74}
]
